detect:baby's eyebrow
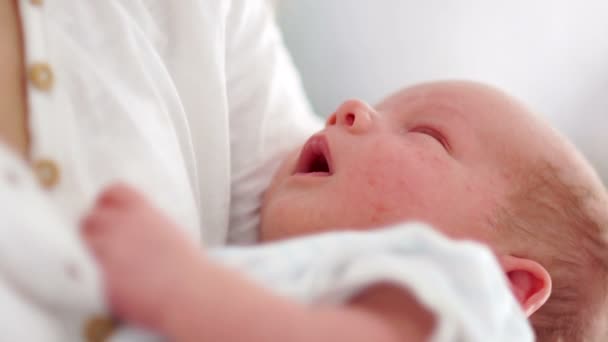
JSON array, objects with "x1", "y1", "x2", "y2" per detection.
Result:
[{"x1": 410, "y1": 100, "x2": 470, "y2": 125}]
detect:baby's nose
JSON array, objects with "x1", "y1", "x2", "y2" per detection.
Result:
[{"x1": 326, "y1": 99, "x2": 374, "y2": 134}]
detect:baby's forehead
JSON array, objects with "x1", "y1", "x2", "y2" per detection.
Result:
[
  {"x1": 380, "y1": 82, "x2": 566, "y2": 166},
  {"x1": 381, "y1": 94, "x2": 469, "y2": 122},
  {"x1": 378, "y1": 82, "x2": 542, "y2": 136},
  {"x1": 378, "y1": 82, "x2": 507, "y2": 117}
]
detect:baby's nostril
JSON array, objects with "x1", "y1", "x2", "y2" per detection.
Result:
[
  {"x1": 345, "y1": 113, "x2": 355, "y2": 126},
  {"x1": 327, "y1": 114, "x2": 337, "y2": 125}
]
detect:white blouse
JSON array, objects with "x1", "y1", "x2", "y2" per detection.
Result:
[{"x1": 1, "y1": 0, "x2": 320, "y2": 340}]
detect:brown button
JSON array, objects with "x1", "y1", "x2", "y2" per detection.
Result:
[
  {"x1": 30, "y1": 0, "x2": 43, "y2": 5},
  {"x1": 28, "y1": 63, "x2": 54, "y2": 91},
  {"x1": 32, "y1": 159, "x2": 60, "y2": 188},
  {"x1": 84, "y1": 316, "x2": 116, "y2": 342}
]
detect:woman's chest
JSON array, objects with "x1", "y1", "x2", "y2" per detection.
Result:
[
  {"x1": 7, "y1": 1, "x2": 223, "y2": 243},
  {"x1": 0, "y1": 0, "x2": 28, "y2": 159}
]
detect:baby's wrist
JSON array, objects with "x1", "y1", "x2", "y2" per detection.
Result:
[{"x1": 157, "y1": 256, "x2": 213, "y2": 336}]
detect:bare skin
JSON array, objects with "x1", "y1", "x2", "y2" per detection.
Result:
[{"x1": 0, "y1": 0, "x2": 29, "y2": 159}]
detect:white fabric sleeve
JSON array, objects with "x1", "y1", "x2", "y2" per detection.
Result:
[
  {"x1": 224, "y1": 0, "x2": 323, "y2": 244},
  {"x1": 0, "y1": 147, "x2": 106, "y2": 341},
  {"x1": 213, "y1": 223, "x2": 534, "y2": 342}
]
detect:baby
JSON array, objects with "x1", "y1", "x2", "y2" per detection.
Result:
[{"x1": 83, "y1": 81, "x2": 608, "y2": 341}]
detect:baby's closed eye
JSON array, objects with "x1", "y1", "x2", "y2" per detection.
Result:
[{"x1": 410, "y1": 126, "x2": 451, "y2": 152}]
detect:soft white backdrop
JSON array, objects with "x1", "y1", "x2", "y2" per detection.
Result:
[{"x1": 277, "y1": 0, "x2": 608, "y2": 183}]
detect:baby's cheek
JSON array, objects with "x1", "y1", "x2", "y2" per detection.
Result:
[
  {"x1": 351, "y1": 172, "x2": 415, "y2": 225},
  {"x1": 353, "y1": 148, "x2": 452, "y2": 224}
]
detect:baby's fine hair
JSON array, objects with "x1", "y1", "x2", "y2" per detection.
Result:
[{"x1": 495, "y1": 160, "x2": 608, "y2": 342}]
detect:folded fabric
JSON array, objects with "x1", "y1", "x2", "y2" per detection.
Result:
[{"x1": 212, "y1": 224, "x2": 533, "y2": 342}]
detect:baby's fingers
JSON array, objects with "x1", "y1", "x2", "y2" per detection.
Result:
[
  {"x1": 80, "y1": 209, "x2": 125, "y2": 260},
  {"x1": 81, "y1": 210, "x2": 107, "y2": 237},
  {"x1": 81, "y1": 221, "x2": 108, "y2": 263},
  {"x1": 95, "y1": 183, "x2": 144, "y2": 209}
]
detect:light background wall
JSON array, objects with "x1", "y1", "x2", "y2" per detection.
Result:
[{"x1": 277, "y1": 0, "x2": 608, "y2": 184}]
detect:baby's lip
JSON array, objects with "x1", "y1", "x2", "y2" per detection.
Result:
[{"x1": 293, "y1": 134, "x2": 334, "y2": 176}]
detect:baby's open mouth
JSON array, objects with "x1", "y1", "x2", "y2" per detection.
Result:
[{"x1": 293, "y1": 134, "x2": 334, "y2": 176}]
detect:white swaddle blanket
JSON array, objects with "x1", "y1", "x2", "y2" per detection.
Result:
[{"x1": 115, "y1": 224, "x2": 533, "y2": 342}]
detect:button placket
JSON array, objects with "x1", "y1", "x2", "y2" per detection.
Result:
[
  {"x1": 27, "y1": 61, "x2": 60, "y2": 188},
  {"x1": 19, "y1": 3, "x2": 115, "y2": 341},
  {"x1": 23, "y1": 1, "x2": 63, "y2": 190}
]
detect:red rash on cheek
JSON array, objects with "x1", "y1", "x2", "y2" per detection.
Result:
[
  {"x1": 465, "y1": 183, "x2": 474, "y2": 193},
  {"x1": 357, "y1": 167, "x2": 412, "y2": 226},
  {"x1": 369, "y1": 202, "x2": 394, "y2": 225},
  {"x1": 366, "y1": 176, "x2": 377, "y2": 187},
  {"x1": 416, "y1": 149, "x2": 448, "y2": 169},
  {"x1": 501, "y1": 171, "x2": 515, "y2": 183}
]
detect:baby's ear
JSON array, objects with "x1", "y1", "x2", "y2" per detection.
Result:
[{"x1": 498, "y1": 255, "x2": 552, "y2": 316}]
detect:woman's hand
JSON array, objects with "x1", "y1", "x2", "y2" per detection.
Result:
[{"x1": 81, "y1": 183, "x2": 204, "y2": 329}]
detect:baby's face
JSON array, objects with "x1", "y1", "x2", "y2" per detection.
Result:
[{"x1": 261, "y1": 81, "x2": 553, "y2": 243}]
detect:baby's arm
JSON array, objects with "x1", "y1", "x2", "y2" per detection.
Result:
[
  {"x1": 162, "y1": 263, "x2": 434, "y2": 342},
  {"x1": 82, "y1": 184, "x2": 434, "y2": 342}
]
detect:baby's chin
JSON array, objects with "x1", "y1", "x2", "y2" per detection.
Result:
[
  {"x1": 258, "y1": 212, "x2": 342, "y2": 243},
  {"x1": 258, "y1": 210, "x2": 405, "y2": 243},
  {"x1": 258, "y1": 215, "x2": 326, "y2": 243}
]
